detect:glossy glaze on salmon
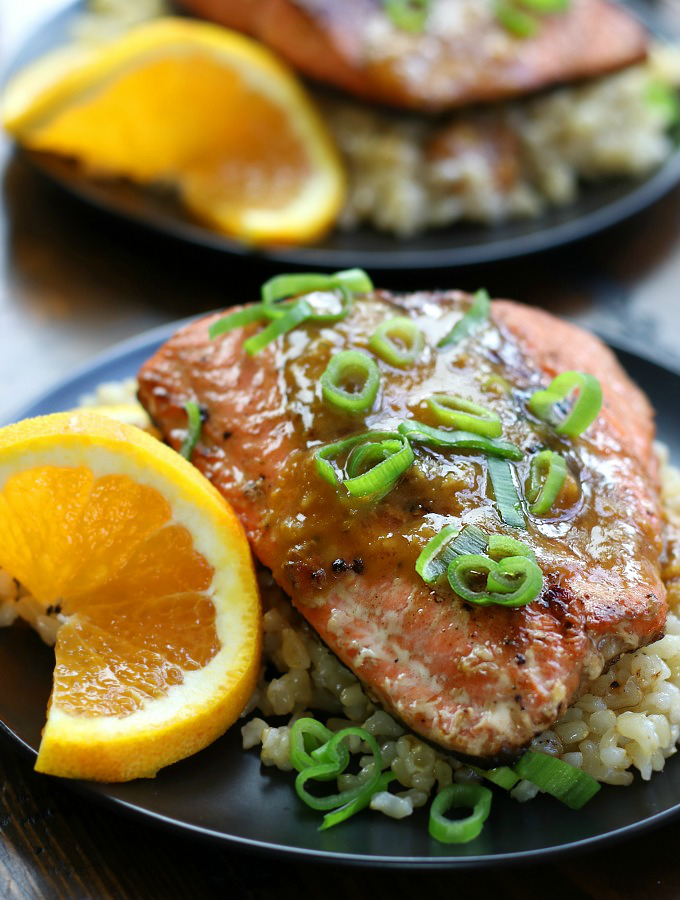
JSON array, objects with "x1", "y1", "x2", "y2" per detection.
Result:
[
  {"x1": 137, "y1": 292, "x2": 666, "y2": 758},
  {"x1": 177, "y1": 0, "x2": 648, "y2": 112}
]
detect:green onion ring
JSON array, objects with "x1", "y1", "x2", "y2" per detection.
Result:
[
  {"x1": 527, "y1": 450, "x2": 568, "y2": 516},
  {"x1": 289, "y1": 719, "x2": 340, "y2": 778},
  {"x1": 487, "y1": 534, "x2": 535, "y2": 562},
  {"x1": 468, "y1": 765, "x2": 520, "y2": 791},
  {"x1": 321, "y1": 351, "x2": 380, "y2": 415},
  {"x1": 528, "y1": 371, "x2": 603, "y2": 438},
  {"x1": 447, "y1": 553, "x2": 543, "y2": 608},
  {"x1": 428, "y1": 784, "x2": 492, "y2": 844},
  {"x1": 437, "y1": 289, "x2": 490, "y2": 348},
  {"x1": 513, "y1": 750, "x2": 600, "y2": 810},
  {"x1": 495, "y1": 1, "x2": 537, "y2": 35},
  {"x1": 427, "y1": 394, "x2": 502, "y2": 438},
  {"x1": 369, "y1": 317, "x2": 425, "y2": 368},
  {"x1": 294, "y1": 726, "x2": 383, "y2": 811},
  {"x1": 208, "y1": 304, "x2": 267, "y2": 339},
  {"x1": 487, "y1": 457, "x2": 525, "y2": 528},
  {"x1": 315, "y1": 431, "x2": 414, "y2": 499},
  {"x1": 382, "y1": 0, "x2": 430, "y2": 32},
  {"x1": 399, "y1": 420, "x2": 523, "y2": 461},
  {"x1": 179, "y1": 401, "x2": 202, "y2": 461},
  {"x1": 321, "y1": 771, "x2": 397, "y2": 831},
  {"x1": 261, "y1": 268, "x2": 373, "y2": 307},
  {"x1": 243, "y1": 299, "x2": 312, "y2": 356},
  {"x1": 415, "y1": 523, "x2": 488, "y2": 585}
]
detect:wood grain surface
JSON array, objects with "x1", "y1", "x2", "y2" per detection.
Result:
[{"x1": 3, "y1": 2, "x2": 680, "y2": 897}]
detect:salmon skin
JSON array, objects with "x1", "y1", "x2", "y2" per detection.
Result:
[
  {"x1": 177, "y1": 0, "x2": 648, "y2": 112},
  {"x1": 137, "y1": 291, "x2": 666, "y2": 759}
]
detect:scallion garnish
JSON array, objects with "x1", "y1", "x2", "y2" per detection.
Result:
[
  {"x1": 428, "y1": 394, "x2": 502, "y2": 438},
  {"x1": 289, "y1": 718, "x2": 391, "y2": 830},
  {"x1": 321, "y1": 350, "x2": 381, "y2": 415},
  {"x1": 487, "y1": 456, "x2": 525, "y2": 528},
  {"x1": 495, "y1": 0, "x2": 569, "y2": 38},
  {"x1": 243, "y1": 299, "x2": 313, "y2": 356},
  {"x1": 415, "y1": 523, "x2": 488, "y2": 585},
  {"x1": 513, "y1": 751, "x2": 601, "y2": 810},
  {"x1": 261, "y1": 268, "x2": 373, "y2": 308},
  {"x1": 469, "y1": 764, "x2": 520, "y2": 791},
  {"x1": 179, "y1": 401, "x2": 202, "y2": 461},
  {"x1": 528, "y1": 371, "x2": 602, "y2": 438},
  {"x1": 209, "y1": 269, "x2": 372, "y2": 351},
  {"x1": 383, "y1": 0, "x2": 430, "y2": 33},
  {"x1": 208, "y1": 305, "x2": 267, "y2": 339},
  {"x1": 398, "y1": 420, "x2": 523, "y2": 460},
  {"x1": 369, "y1": 317, "x2": 425, "y2": 368},
  {"x1": 448, "y1": 552, "x2": 543, "y2": 608},
  {"x1": 487, "y1": 533, "x2": 535, "y2": 561},
  {"x1": 437, "y1": 289, "x2": 490, "y2": 348},
  {"x1": 526, "y1": 450, "x2": 568, "y2": 516},
  {"x1": 428, "y1": 784, "x2": 492, "y2": 844},
  {"x1": 321, "y1": 771, "x2": 397, "y2": 830},
  {"x1": 315, "y1": 431, "x2": 414, "y2": 499}
]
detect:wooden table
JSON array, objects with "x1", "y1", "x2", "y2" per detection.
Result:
[{"x1": 3, "y1": 2, "x2": 680, "y2": 897}]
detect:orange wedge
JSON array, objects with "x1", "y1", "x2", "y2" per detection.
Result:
[
  {"x1": 0, "y1": 412, "x2": 261, "y2": 781},
  {"x1": 1, "y1": 18, "x2": 345, "y2": 244}
]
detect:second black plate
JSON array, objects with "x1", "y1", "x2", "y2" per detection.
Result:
[{"x1": 9, "y1": 1, "x2": 680, "y2": 269}]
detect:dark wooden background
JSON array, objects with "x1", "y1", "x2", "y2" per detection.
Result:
[{"x1": 3, "y1": 2, "x2": 680, "y2": 897}]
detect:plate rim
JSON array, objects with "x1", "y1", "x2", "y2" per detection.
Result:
[
  {"x1": 6, "y1": 0, "x2": 680, "y2": 270},
  {"x1": 2, "y1": 316, "x2": 680, "y2": 868}
]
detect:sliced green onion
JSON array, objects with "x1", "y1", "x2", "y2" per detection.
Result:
[
  {"x1": 428, "y1": 394, "x2": 502, "y2": 438},
  {"x1": 243, "y1": 299, "x2": 312, "y2": 355},
  {"x1": 527, "y1": 450, "x2": 568, "y2": 516},
  {"x1": 495, "y1": 1, "x2": 537, "y2": 36},
  {"x1": 382, "y1": 0, "x2": 430, "y2": 32},
  {"x1": 415, "y1": 523, "x2": 488, "y2": 585},
  {"x1": 321, "y1": 351, "x2": 380, "y2": 415},
  {"x1": 437, "y1": 289, "x2": 490, "y2": 348},
  {"x1": 369, "y1": 317, "x2": 424, "y2": 368},
  {"x1": 428, "y1": 784, "x2": 492, "y2": 844},
  {"x1": 261, "y1": 268, "x2": 373, "y2": 307},
  {"x1": 646, "y1": 81, "x2": 680, "y2": 127},
  {"x1": 415, "y1": 524, "x2": 460, "y2": 585},
  {"x1": 399, "y1": 420, "x2": 523, "y2": 461},
  {"x1": 487, "y1": 457, "x2": 525, "y2": 528},
  {"x1": 321, "y1": 771, "x2": 397, "y2": 831},
  {"x1": 517, "y1": 0, "x2": 568, "y2": 10},
  {"x1": 179, "y1": 401, "x2": 202, "y2": 460},
  {"x1": 487, "y1": 534, "x2": 535, "y2": 562},
  {"x1": 290, "y1": 718, "x2": 338, "y2": 776},
  {"x1": 514, "y1": 750, "x2": 601, "y2": 810},
  {"x1": 294, "y1": 726, "x2": 382, "y2": 811},
  {"x1": 208, "y1": 304, "x2": 267, "y2": 339},
  {"x1": 469, "y1": 765, "x2": 520, "y2": 791},
  {"x1": 528, "y1": 371, "x2": 602, "y2": 438},
  {"x1": 315, "y1": 431, "x2": 414, "y2": 499},
  {"x1": 447, "y1": 553, "x2": 543, "y2": 608}
]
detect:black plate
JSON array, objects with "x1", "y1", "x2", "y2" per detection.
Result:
[
  {"x1": 7, "y1": 2, "x2": 680, "y2": 270},
  {"x1": 1, "y1": 320, "x2": 680, "y2": 867}
]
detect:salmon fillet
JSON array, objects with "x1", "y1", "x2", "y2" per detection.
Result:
[
  {"x1": 137, "y1": 291, "x2": 666, "y2": 758},
  {"x1": 176, "y1": 0, "x2": 648, "y2": 112}
]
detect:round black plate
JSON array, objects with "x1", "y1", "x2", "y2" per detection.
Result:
[
  {"x1": 7, "y1": 2, "x2": 680, "y2": 269},
  {"x1": 1, "y1": 320, "x2": 680, "y2": 867}
]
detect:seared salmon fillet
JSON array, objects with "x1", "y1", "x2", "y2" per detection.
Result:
[
  {"x1": 137, "y1": 291, "x2": 666, "y2": 758},
  {"x1": 177, "y1": 0, "x2": 648, "y2": 112}
]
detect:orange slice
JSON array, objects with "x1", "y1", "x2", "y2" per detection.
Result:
[
  {"x1": 0, "y1": 412, "x2": 261, "y2": 781},
  {"x1": 1, "y1": 18, "x2": 345, "y2": 244}
]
